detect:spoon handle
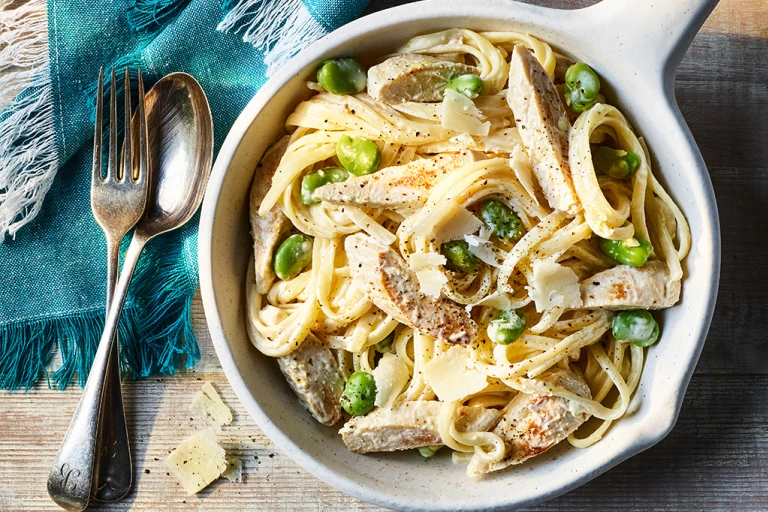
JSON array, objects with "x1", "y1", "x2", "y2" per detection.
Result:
[
  {"x1": 47, "y1": 233, "x2": 148, "y2": 512},
  {"x1": 92, "y1": 238, "x2": 132, "y2": 502}
]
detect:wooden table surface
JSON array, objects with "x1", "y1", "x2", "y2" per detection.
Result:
[{"x1": 1, "y1": 0, "x2": 766, "y2": 510}]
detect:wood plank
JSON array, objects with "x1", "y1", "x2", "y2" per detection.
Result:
[{"x1": 3, "y1": 374, "x2": 767, "y2": 510}]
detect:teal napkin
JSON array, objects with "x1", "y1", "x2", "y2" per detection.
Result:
[{"x1": 0, "y1": 0, "x2": 369, "y2": 390}]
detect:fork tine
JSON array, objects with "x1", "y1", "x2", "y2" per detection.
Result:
[
  {"x1": 122, "y1": 68, "x2": 132, "y2": 184},
  {"x1": 92, "y1": 67, "x2": 104, "y2": 184},
  {"x1": 136, "y1": 68, "x2": 148, "y2": 184},
  {"x1": 107, "y1": 68, "x2": 118, "y2": 181}
]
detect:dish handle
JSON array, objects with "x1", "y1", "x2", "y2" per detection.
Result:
[{"x1": 577, "y1": 0, "x2": 719, "y2": 85}]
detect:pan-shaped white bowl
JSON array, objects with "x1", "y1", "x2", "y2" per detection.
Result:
[{"x1": 199, "y1": 0, "x2": 721, "y2": 509}]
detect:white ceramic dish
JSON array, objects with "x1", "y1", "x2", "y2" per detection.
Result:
[{"x1": 199, "y1": 0, "x2": 721, "y2": 509}]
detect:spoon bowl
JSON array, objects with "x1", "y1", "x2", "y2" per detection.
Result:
[{"x1": 139, "y1": 72, "x2": 213, "y2": 238}]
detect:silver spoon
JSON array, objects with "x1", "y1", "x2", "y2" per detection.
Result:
[{"x1": 47, "y1": 72, "x2": 213, "y2": 512}]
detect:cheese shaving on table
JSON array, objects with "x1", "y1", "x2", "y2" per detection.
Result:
[
  {"x1": 441, "y1": 89, "x2": 491, "y2": 136},
  {"x1": 526, "y1": 257, "x2": 583, "y2": 312},
  {"x1": 222, "y1": 458, "x2": 243, "y2": 483},
  {"x1": 372, "y1": 353, "x2": 410, "y2": 408},
  {"x1": 166, "y1": 429, "x2": 228, "y2": 495},
  {"x1": 424, "y1": 346, "x2": 488, "y2": 402},
  {"x1": 191, "y1": 382, "x2": 233, "y2": 426}
]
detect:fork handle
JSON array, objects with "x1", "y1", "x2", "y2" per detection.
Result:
[
  {"x1": 91, "y1": 238, "x2": 133, "y2": 502},
  {"x1": 47, "y1": 233, "x2": 148, "y2": 512}
]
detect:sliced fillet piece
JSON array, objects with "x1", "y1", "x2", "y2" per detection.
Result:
[
  {"x1": 340, "y1": 401, "x2": 501, "y2": 453},
  {"x1": 345, "y1": 234, "x2": 477, "y2": 344},
  {"x1": 507, "y1": 46, "x2": 580, "y2": 214},
  {"x1": 250, "y1": 135, "x2": 291, "y2": 294},
  {"x1": 579, "y1": 260, "x2": 681, "y2": 310},
  {"x1": 368, "y1": 54, "x2": 478, "y2": 104},
  {"x1": 312, "y1": 151, "x2": 484, "y2": 212},
  {"x1": 278, "y1": 335, "x2": 345, "y2": 426},
  {"x1": 467, "y1": 367, "x2": 591, "y2": 476}
]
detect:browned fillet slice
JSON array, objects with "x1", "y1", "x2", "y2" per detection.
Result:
[
  {"x1": 467, "y1": 367, "x2": 591, "y2": 476},
  {"x1": 507, "y1": 46, "x2": 579, "y2": 214},
  {"x1": 367, "y1": 54, "x2": 478, "y2": 104},
  {"x1": 250, "y1": 135, "x2": 291, "y2": 294},
  {"x1": 278, "y1": 335, "x2": 344, "y2": 426},
  {"x1": 579, "y1": 260, "x2": 680, "y2": 310},
  {"x1": 345, "y1": 233, "x2": 477, "y2": 344},
  {"x1": 340, "y1": 401, "x2": 501, "y2": 453},
  {"x1": 313, "y1": 151, "x2": 484, "y2": 212}
]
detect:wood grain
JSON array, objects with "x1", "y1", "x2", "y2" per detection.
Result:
[{"x1": 1, "y1": 0, "x2": 766, "y2": 510}]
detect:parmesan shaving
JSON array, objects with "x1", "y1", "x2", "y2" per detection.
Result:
[
  {"x1": 409, "y1": 252, "x2": 447, "y2": 270},
  {"x1": 464, "y1": 234, "x2": 501, "y2": 268},
  {"x1": 436, "y1": 202, "x2": 484, "y2": 242},
  {"x1": 372, "y1": 353, "x2": 410, "y2": 408},
  {"x1": 423, "y1": 346, "x2": 488, "y2": 402},
  {"x1": 166, "y1": 429, "x2": 228, "y2": 495},
  {"x1": 191, "y1": 382, "x2": 234, "y2": 426},
  {"x1": 472, "y1": 291, "x2": 512, "y2": 310},
  {"x1": 525, "y1": 257, "x2": 583, "y2": 312},
  {"x1": 415, "y1": 269, "x2": 448, "y2": 298},
  {"x1": 510, "y1": 145, "x2": 539, "y2": 201},
  {"x1": 441, "y1": 89, "x2": 491, "y2": 136}
]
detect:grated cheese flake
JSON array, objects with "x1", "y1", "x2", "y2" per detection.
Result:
[
  {"x1": 423, "y1": 346, "x2": 488, "y2": 402},
  {"x1": 191, "y1": 382, "x2": 233, "y2": 426},
  {"x1": 441, "y1": 89, "x2": 491, "y2": 136},
  {"x1": 525, "y1": 257, "x2": 583, "y2": 312},
  {"x1": 415, "y1": 269, "x2": 448, "y2": 298},
  {"x1": 471, "y1": 291, "x2": 512, "y2": 310},
  {"x1": 166, "y1": 429, "x2": 228, "y2": 495},
  {"x1": 464, "y1": 234, "x2": 501, "y2": 268},
  {"x1": 409, "y1": 252, "x2": 447, "y2": 271},
  {"x1": 372, "y1": 353, "x2": 410, "y2": 408}
]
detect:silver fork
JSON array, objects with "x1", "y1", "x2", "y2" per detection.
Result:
[{"x1": 47, "y1": 67, "x2": 149, "y2": 512}]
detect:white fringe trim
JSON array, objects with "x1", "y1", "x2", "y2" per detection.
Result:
[
  {"x1": 217, "y1": 0, "x2": 327, "y2": 76},
  {"x1": 0, "y1": 0, "x2": 57, "y2": 244}
]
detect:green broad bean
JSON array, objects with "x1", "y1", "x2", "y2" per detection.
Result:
[
  {"x1": 336, "y1": 135, "x2": 381, "y2": 176},
  {"x1": 445, "y1": 74, "x2": 484, "y2": 99},
  {"x1": 441, "y1": 240, "x2": 480, "y2": 273},
  {"x1": 564, "y1": 62, "x2": 600, "y2": 113},
  {"x1": 374, "y1": 329, "x2": 396, "y2": 353},
  {"x1": 316, "y1": 58, "x2": 366, "y2": 95},
  {"x1": 600, "y1": 237, "x2": 654, "y2": 267},
  {"x1": 418, "y1": 445, "x2": 442, "y2": 458},
  {"x1": 301, "y1": 167, "x2": 349, "y2": 205},
  {"x1": 592, "y1": 146, "x2": 641, "y2": 179},
  {"x1": 478, "y1": 200, "x2": 524, "y2": 242},
  {"x1": 612, "y1": 310, "x2": 660, "y2": 347},
  {"x1": 273, "y1": 234, "x2": 314, "y2": 281},
  {"x1": 487, "y1": 309, "x2": 527, "y2": 345},
  {"x1": 341, "y1": 371, "x2": 377, "y2": 416}
]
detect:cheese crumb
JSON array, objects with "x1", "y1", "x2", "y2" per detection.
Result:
[
  {"x1": 166, "y1": 429, "x2": 228, "y2": 495},
  {"x1": 222, "y1": 458, "x2": 243, "y2": 483},
  {"x1": 526, "y1": 257, "x2": 583, "y2": 312},
  {"x1": 191, "y1": 382, "x2": 233, "y2": 426},
  {"x1": 423, "y1": 346, "x2": 488, "y2": 402}
]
